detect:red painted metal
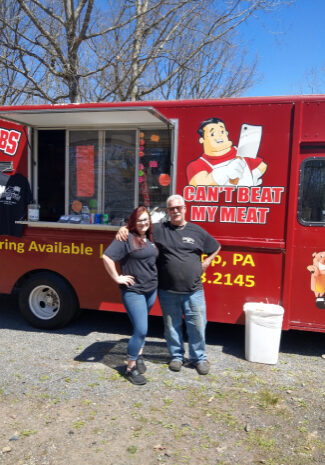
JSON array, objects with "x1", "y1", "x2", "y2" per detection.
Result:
[{"x1": 0, "y1": 96, "x2": 324, "y2": 331}]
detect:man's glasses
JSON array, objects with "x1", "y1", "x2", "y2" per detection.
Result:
[{"x1": 167, "y1": 205, "x2": 184, "y2": 212}]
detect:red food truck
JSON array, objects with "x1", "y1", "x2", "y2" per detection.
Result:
[{"x1": 0, "y1": 96, "x2": 324, "y2": 332}]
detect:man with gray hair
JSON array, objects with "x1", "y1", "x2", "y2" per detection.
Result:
[
  {"x1": 117, "y1": 194, "x2": 220, "y2": 375},
  {"x1": 155, "y1": 194, "x2": 220, "y2": 374}
]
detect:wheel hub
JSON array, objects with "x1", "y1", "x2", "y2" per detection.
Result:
[{"x1": 29, "y1": 285, "x2": 60, "y2": 320}]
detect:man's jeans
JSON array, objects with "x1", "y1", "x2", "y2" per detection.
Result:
[{"x1": 158, "y1": 288, "x2": 207, "y2": 364}]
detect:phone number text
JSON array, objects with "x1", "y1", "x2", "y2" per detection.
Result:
[{"x1": 201, "y1": 272, "x2": 255, "y2": 287}]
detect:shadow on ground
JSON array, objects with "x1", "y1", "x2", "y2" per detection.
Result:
[
  {"x1": 74, "y1": 338, "x2": 170, "y2": 375},
  {"x1": 0, "y1": 294, "x2": 324, "y2": 359}
]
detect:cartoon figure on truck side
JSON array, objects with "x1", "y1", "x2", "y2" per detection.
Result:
[
  {"x1": 186, "y1": 118, "x2": 267, "y2": 187},
  {"x1": 307, "y1": 251, "x2": 325, "y2": 309}
]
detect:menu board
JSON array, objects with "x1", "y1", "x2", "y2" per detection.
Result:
[{"x1": 76, "y1": 145, "x2": 95, "y2": 197}]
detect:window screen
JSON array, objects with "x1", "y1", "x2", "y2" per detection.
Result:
[
  {"x1": 138, "y1": 129, "x2": 171, "y2": 209},
  {"x1": 104, "y1": 130, "x2": 136, "y2": 224}
]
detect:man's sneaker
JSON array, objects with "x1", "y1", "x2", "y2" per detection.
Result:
[
  {"x1": 136, "y1": 356, "x2": 146, "y2": 374},
  {"x1": 124, "y1": 366, "x2": 146, "y2": 385},
  {"x1": 169, "y1": 359, "x2": 183, "y2": 372},
  {"x1": 195, "y1": 360, "x2": 210, "y2": 375}
]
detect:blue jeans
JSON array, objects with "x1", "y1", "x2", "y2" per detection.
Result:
[
  {"x1": 121, "y1": 289, "x2": 157, "y2": 361},
  {"x1": 158, "y1": 288, "x2": 207, "y2": 364}
]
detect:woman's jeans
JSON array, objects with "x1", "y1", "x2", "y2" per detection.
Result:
[
  {"x1": 121, "y1": 289, "x2": 157, "y2": 361},
  {"x1": 158, "y1": 288, "x2": 207, "y2": 364}
]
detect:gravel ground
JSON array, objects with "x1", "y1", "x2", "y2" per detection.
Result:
[{"x1": 0, "y1": 293, "x2": 324, "y2": 465}]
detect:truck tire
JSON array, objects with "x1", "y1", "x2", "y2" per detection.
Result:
[{"x1": 19, "y1": 272, "x2": 79, "y2": 329}]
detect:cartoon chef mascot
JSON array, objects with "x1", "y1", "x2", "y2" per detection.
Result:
[{"x1": 186, "y1": 118, "x2": 267, "y2": 187}]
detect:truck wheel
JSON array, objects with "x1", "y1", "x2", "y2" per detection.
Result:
[{"x1": 19, "y1": 272, "x2": 79, "y2": 329}]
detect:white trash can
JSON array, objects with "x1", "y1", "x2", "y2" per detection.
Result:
[{"x1": 244, "y1": 302, "x2": 284, "y2": 364}]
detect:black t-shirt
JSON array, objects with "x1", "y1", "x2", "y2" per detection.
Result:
[
  {"x1": 153, "y1": 221, "x2": 220, "y2": 293},
  {"x1": 0, "y1": 173, "x2": 32, "y2": 237},
  {"x1": 104, "y1": 233, "x2": 158, "y2": 294}
]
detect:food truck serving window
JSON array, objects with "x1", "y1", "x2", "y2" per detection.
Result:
[
  {"x1": 298, "y1": 157, "x2": 325, "y2": 225},
  {"x1": 38, "y1": 127, "x2": 172, "y2": 225}
]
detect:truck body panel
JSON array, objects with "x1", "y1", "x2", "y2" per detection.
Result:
[{"x1": 0, "y1": 96, "x2": 324, "y2": 331}]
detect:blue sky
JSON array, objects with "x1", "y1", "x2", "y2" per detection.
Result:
[{"x1": 240, "y1": 0, "x2": 325, "y2": 97}]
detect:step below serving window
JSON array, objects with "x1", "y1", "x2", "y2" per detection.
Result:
[
  {"x1": 298, "y1": 158, "x2": 325, "y2": 224},
  {"x1": 67, "y1": 128, "x2": 171, "y2": 225}
]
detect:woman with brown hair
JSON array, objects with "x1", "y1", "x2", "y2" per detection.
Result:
[{"x1": 102, "y1": 206, "x2": 158, "y2": 385}]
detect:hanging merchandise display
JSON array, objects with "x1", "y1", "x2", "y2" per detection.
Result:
[{"x1": 0, "y1": 172, "x2": 32, "y2": 237}]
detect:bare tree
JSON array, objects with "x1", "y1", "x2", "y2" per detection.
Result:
[
  {"x1": 0, "y1": 0, "x2": 31, "y2": 104},
  {"x1": 0, "y1": 0, "x2": 291, "y2": 104},
  {"x1": 95, "y1": 0, "x2": 285, "y2": 101},
  {"x1": 148, "y1": 28, "x2": 259, "y2": 100},
  {"x1": 295, "y1": 66, "x2": 325, "y2": 95},
  {"x1": 0, "y1": 0, "x2": 129, "y2": 103}
]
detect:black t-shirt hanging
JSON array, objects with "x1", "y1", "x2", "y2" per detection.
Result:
[{"x1": 0, "y1": 173, "x2": 32, "y2": 237}]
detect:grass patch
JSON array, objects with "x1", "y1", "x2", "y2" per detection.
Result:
[
  {"x1": 127, "y1": 445, "x2": 137, "y2": 454},
  {"x1": 247, "y1": 431, "x2": 276, "y2": 450},
  {"x1": 257, "y1": 389, "x2": 279, "y2": 408},
  {"x1": 72, "y1": 420, "x2": 85, "y2": 429},
  {"x1": 163, "y1": 397, "x2": 173, "y2": 406},
  {"x1": 20, "y1": 429, "x2": 37, "y2": 437}
]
